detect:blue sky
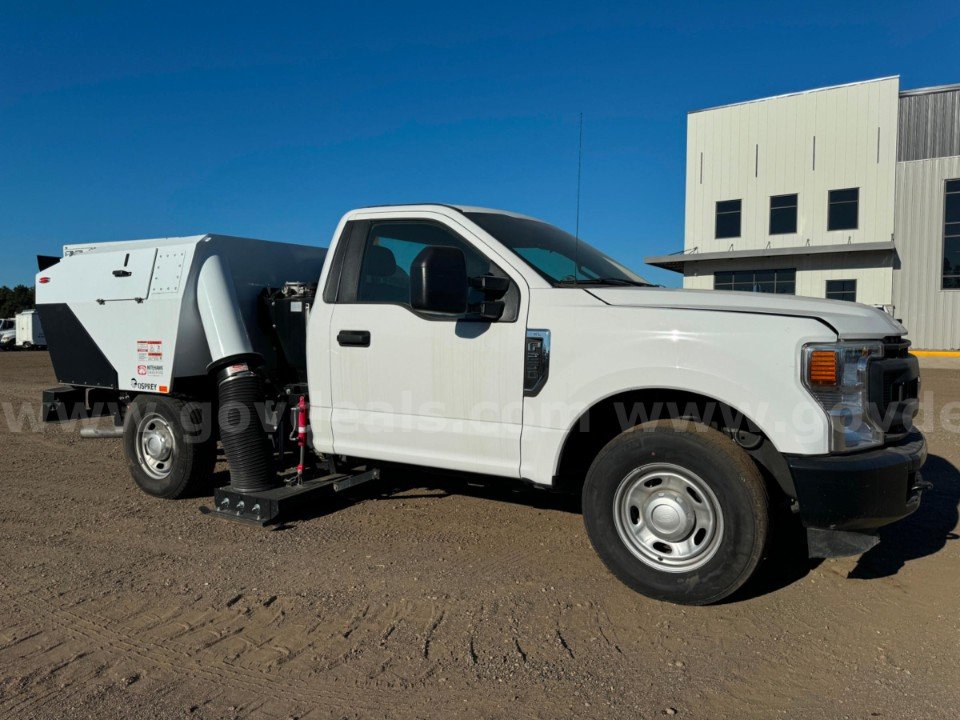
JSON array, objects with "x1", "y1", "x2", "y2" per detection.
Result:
[{"x1": 1, "y1": 1, "x2": 958, "y2": 288}]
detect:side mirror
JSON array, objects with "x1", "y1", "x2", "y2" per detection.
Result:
[
  {"x1": 472, "y1": 300, "x2": 505, "y2": 321},
  {"x1": 410, "y1": 245, "x2": 468, "y2": 314},
  {"x1": 469, "y1": 274, "x2": 510, "y2": 300},
  {"x1": 467, "y1": 273, "x2": 509, "y2": 321}
]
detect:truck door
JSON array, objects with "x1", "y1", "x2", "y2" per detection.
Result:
[{"x1": 327, "y1": 217, "x2": 527, "y2": 478}]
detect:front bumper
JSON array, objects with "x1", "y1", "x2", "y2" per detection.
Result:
[{"x1": 786, "y1": 431, "x2": 928, "y2": 531}]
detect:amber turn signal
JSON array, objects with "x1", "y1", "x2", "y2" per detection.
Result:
[{"x1": 808, "y1": 350, "x2": 839, "y2": 385}]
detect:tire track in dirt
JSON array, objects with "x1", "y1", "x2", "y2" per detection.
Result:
[
  {"x1": 0, "y1": 588, "x2": 420, "y2": 718},
  {"x1": 1, "y1": 579, "x2": 628, "y2": 718},
  {"x1": 6, "y1": 354, "x2": 959, "y2": 719}
]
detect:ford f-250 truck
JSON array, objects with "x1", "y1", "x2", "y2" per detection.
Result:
[{"x1": 36, "y1": 204, "x2": 926, "y2": 604}]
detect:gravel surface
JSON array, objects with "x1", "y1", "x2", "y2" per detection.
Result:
[{"x1": 1, "y1": 352, "x2": 958, "y2": 719}]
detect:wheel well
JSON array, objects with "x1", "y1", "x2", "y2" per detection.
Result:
[{"x1": 553, "y1": 389, "x2": 796, "y2": 502}]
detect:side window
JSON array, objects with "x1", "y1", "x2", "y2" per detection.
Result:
[
  {"x1": 828, "y1": 188, "x2": 859, "y2": 231},
  {"x1": 714, "y1": 268, "x2": 795, "y2": 294},
  {"x1": 826, "y1": 279, "x2": 857, "y2": 302},
  {"x1": 715, "y1": 199, "x2": 742, "y2": 239},
  {"x1": 356, "y1": 222, "x2": 494, "y2": 308},
  {"x1": 769, "y1": 193, "x2": 798, "y2": 235},
  {"x1": 944, "y1": 178, "x2": 960, "y2": 289}
]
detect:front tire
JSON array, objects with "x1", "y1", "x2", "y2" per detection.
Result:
[
  {"x1": 582, "y1": 420, "x2": 769, "y2": 605},
  {"x1": 123, "y1": 395, "x2": 216, "y2": 498}
]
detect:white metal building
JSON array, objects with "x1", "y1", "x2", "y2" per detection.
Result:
[{"x1": 646, "y1": 76, "x2": 960, "y2": 349}]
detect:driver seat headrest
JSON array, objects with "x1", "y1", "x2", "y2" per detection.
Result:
[{"x1": 365, "y1": 245, "x2": 398, "y2": 278}]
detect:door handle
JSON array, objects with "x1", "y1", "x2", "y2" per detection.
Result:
[{"x1": 337, "y1": 330, "x2": 370, "y2": 347}]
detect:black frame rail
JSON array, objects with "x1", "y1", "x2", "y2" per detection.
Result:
[{"x1": 201, "y1": 466, "x2": 380, "y2": 526}]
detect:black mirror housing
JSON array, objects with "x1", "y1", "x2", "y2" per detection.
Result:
[
  {"x1": 472, "y1": 300, "x2": 505, "y2": 322},
  {"x1": 410, "y1": 245, "x2": 468, "y2": 314},
  {"x1": 469, "y1": 274, "x2": 511, "y2": 300}
]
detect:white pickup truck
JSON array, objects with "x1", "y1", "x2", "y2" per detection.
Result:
[
  {"x1": 36, "y1": 204, "x2": 926, "y2": 604},
  {"x1": 0, "y1": 318, "x2": 15, "y2": 349}
]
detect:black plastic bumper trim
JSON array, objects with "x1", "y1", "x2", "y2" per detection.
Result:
[{"x1": 786, "y1": 431, "x2": 927, "y2": 531}]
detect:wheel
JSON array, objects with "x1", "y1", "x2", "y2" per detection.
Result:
[
  {"x1": 582, "y1": 420, "x2": 769, "y2": 605},
  {"x1": 123, "y1": 394, "x2": 216, "y2": 498}
]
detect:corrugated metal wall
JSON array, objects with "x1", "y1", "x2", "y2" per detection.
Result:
[
  {"x1": 898, "y1": 89, "x2": 960, "y2": 161},
  {"x1": 685, "y1": 78, "x2": 899, "y2": 255},
  {"x1": 893, "y1": 156, "x2": 960, "y2": 349}
]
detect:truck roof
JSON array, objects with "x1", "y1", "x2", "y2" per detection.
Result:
[{"x1": 349, "y1": 203, "x2": 544, "y2": 223}]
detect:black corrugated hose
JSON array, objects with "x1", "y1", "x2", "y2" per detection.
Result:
[{"x1": 217, "y1": 362, "x2": 278, "y2": 493}]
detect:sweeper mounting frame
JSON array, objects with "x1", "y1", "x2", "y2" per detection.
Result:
[{"x1": 201, "y1": 465, "x2": 381, "y2": 526}]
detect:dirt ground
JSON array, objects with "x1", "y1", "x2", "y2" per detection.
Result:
[{"x1": 1, "y1": 352, "x2": 958, "y2": 719}]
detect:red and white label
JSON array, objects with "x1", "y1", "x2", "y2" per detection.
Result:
[{"x1": 136, "y1": 339, "x2": 163, "y2": 361}]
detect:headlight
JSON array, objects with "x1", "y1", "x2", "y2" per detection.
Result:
[{"x1": 802, "y1": 341, "x2": 883, "y2": 453}]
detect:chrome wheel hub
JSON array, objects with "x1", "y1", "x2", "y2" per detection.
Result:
[
  {"x1": 136, "y1": 413, "x2": 176, "y2": 480},
  {"x1": 613, "y1": 462, "x2": 723, "y2": 573}
]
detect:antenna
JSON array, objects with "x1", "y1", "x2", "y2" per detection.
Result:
[{"x1": 574, "y1": 112, "x2": 583, "y2": 280}]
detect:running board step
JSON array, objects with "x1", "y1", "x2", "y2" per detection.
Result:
[{"x1": 200, "y1": 467, "x2": 380, "y2": 526}]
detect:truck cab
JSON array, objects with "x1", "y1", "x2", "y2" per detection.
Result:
[
  {"x1": 37, "y1": 204, "x2": 926, "y2": 604},
  {"x1": 0, "y1": 318, "x2": 14, "y2": 349}
]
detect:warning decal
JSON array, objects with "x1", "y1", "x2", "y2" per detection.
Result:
[
  {"x1": 137, "y1": 339, "x2": 163, "y2": 361},
  {"x1": 135, "y1": 340, "x2": 166, "y2": 382}
]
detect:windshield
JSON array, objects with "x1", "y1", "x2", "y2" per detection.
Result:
[
  {"x1": 0, "y1": 320, "x2": 12, "y2": 331},
  {"x1": 465, "y1": 211, "x2": 652, "y2": 287}
]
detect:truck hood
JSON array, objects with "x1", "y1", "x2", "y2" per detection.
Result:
[{"x1": 590, "y1": 287, "x2": 906, "y2": 340}]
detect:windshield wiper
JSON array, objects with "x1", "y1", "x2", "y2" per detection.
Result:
[{"x1": 558, "y1": 277, "x2": 652, "y2": 287}]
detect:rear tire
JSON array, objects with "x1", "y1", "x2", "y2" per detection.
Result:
[
  {"x1": 123, "y1": 395, "x2": 216, "y2": 499},
  {"x1": 582, "y1": 420, "x2": 769, "y2": 605}
]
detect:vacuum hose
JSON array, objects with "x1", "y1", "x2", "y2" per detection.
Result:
[
  {"x1": 216, "y1": 359, "x2": 278, "y2": 493},
  {"x1": 196, "y1": 253, "x2": 277, "y2": 493}
]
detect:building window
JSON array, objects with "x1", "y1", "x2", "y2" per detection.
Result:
[
  {"x1": 714, "y1": 268, "x2": 796, "y2": 294},
  {"x1": 944, "y1": 179, "x2": 960, "y2": 289},
  {"x1": 769, "y1": 194, "x2": 798, "y2": 235},
  {"x1": 715, "y1": 199, "x2": 741, "y2": 239},
  {"x1": 828, "y1": 188, "x2": 859, "y2": 230},
  {"x1": 825, "y1": 279, "x2": 857, "y2": 302}
]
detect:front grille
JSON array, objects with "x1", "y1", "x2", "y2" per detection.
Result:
[{"x1": 869, "y1": 339, "x2": 919, "y2": 437}]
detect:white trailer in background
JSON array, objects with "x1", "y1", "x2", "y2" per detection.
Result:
[{"x1": 15, "y1": 309, "x2": 45, "y2": 349}]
